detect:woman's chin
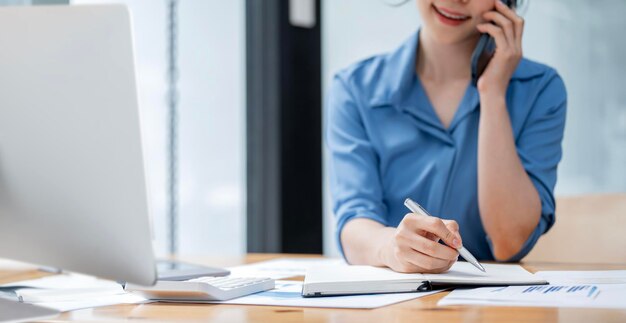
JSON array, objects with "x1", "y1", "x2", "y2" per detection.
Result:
[{"x1": 423, "y1": 25, "x2": 479, "y2": 46}]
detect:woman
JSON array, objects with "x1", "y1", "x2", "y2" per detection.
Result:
[{"x1": 326, "y1": 0, "x2": 566, "y2": 273}]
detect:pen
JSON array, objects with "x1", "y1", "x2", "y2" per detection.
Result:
[{"x1": 404, "y1": 198, "x2": 486, "y2": 273}]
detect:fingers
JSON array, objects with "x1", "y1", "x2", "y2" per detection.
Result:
[
  {"x1": 476, "y1": 23, "x2": 508, "y2": 52},
  {"x1": 482, "y1": 11, "x2": 515, "y2": 48},
  {"x1": 390, "y1": 216, "x2": 462, "y2": 273},
  {"x1": 434, "y1": 219, "x2": 460, "y2": 244},
  {"x1": 442, "y1": 219, "x2": 459, "y2": 233},
  {"x1": 481, "y1": 1, "x2": 524, "y2": 50},
  {"x1": 473, "y1": 2, "x2": 524, "y2": 90},
  {"x1": 404, "y1": 214, "x2": 462, "y2": 249},
  {"x1": 397, "y1": 230, "x2": 459, "y2": 262},
  {"x1": 496, "y1": 0, "x2": 525, "y2": 40},
  {"x1": 394, "y1": 245, "x2": 455, "y2": 273},
  {"x1": 423, "y1": 232, "x2": 440, "y2": 243}
]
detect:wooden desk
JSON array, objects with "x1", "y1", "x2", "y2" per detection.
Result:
[{"x1": 2, "y1": 254, "x2": 626, "y2": 323}]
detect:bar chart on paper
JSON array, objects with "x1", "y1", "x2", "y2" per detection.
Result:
[
  {"x1": 438, "y1": 283, "x2": 626, "y2": 309},
  {"x1": 518, "y1": 285, "x2": 599, "y2": 299}
]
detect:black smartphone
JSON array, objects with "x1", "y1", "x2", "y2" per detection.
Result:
[{"x1": 470, "y1": 0, "x2": 516, "y2": 86}]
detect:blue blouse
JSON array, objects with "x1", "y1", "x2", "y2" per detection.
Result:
[{"x1": 325, "y1": 30, "x2": 567, "y2": 261}]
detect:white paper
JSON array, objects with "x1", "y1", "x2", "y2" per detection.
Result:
[
  {"x1": 422, "y1": 262, "x2": 540, "y2": 284},
  {"x1": 2, "y1": 273, "x2": 120, "y2": 290},
  {"x1": 535, "y1": 270, "x2": 626, "y2": 284},
  {"x1": 164, "y1": 280, "x2": 441, "y2": 309},
  {"x1": 1, "y1": 273, "x2": 148, "y2": 312},
  {"x1": 16, "y1": 286, "x2": 124, "y2": 303},
  {"x1": 439, "y1": 284, "x2": 626, "y2": 309},
  {"x1": 35, "y1": 293, "x2": 149, "y2": 312},
  {"x1": 227, "y1": 258, "x2": 346, "y2": 279}
]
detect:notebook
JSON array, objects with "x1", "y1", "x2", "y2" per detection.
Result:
[{"x1": 302, "y1": 262, "x2": 547, "y2": 297}]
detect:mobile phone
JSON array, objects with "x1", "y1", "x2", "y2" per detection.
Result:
[{"x1": 470, "y1": 0, "x2": 516, "y2": 86}]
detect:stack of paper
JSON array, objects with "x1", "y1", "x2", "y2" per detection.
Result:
[
  {"x1": 439, "y1": 270, "x2": 626, "y2": 309},
  {"x1": 167, "y1": 280, "x2": 442, "y2": 309},
  {"x1": 1, "y1": 273, "x2": 147, "y2": 312},
  {"x1": 219, "y1": 258, "x2": 444, "y2": 308}
]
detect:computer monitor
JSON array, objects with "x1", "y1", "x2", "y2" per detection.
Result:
[{"x1": 0, "y1": 5, "x2": 157, "y2": 286}]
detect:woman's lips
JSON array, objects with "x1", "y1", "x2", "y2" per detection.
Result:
[{"x1": 432, "y1": 4, "x2": 470, "y2": 26}]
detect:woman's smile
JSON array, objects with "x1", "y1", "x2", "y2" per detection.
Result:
[{"x1": 432, "y1": 4, "x2": 471, "y2": 26}]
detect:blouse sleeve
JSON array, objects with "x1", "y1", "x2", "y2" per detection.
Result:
[{"x1": 325, "y1": 75, "x2": 388, "y2": 258}]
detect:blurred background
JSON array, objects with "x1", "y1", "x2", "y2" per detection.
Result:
[{"x1": 3, "y1": 0, "x2": 624, "y2": 258}]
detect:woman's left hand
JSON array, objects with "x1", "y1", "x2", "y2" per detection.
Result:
[{"x1": 476, "y1": 0, "x2": 524, "y2": 97}]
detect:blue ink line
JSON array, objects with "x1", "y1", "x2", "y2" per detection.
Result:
[{"x1": 587, "y1": 286, "x2": 597, "y2": 298}]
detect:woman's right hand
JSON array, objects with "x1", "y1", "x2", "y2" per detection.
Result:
[{"x1": 380, "y1": 213, "x2": 462, "y2": 273}]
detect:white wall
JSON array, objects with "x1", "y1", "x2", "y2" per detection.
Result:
[
  {"x1": 522, "y1": 0, "x2": 626, "y2": 194},
  {"x1": 73, "y1": 0, "x2": 246, "y2": 257},
  {"x1": 322, "y1": 0, "x2": 626, "y2": 256},
  {"x1": 0, "y1": 0, "x2": 30, "y2": 4}
]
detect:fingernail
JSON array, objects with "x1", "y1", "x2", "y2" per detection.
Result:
[{"x1": 453, "y1": 239, "x2": 460, "y2": 248}]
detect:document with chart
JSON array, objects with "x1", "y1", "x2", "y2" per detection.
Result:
[{"x1": 439, "y1": 270, "x2": 626, "y2": 309}]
